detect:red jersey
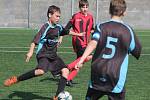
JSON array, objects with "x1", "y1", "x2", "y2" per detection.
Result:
[{"x1": 65, "y1": 12, "x2": 94, "y2": 50}]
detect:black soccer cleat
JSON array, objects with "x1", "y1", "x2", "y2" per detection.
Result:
[{"x1": 66, "y1": 80, "x2": 73, "y2": 87}]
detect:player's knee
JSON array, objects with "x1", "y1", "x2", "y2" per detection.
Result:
[
  {"x1": 35, "y1": 69, "x2": 45, "y2": 76},
  {"x1": 61, "y1": 68, "x2": 69, "y2": 78}
]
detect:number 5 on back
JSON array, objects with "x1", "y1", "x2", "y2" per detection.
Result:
[{"x1": 102, "y1": 37, "x2": 118, "y2": 59}]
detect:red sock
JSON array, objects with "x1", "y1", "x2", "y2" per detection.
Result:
[
  {"x1": 67, "y1": 56, "x2": 92, "y2": 70},
  {"x1": 67, "y1": 55, "x2": 92, "y2": 81},
  {"x1": 67, "y1": 69, "x2": 78, "y2": 81},
  {"x1": 67, "y1": 57, "x2": 81, "y2": 70}
]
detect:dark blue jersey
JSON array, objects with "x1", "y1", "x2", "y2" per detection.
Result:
[
  {"x1": 32, "y1": 22, "x2": 68, "y2": 59},
  {"x1": 90, "y1": 19, "x2": 142, "y2": 93}
]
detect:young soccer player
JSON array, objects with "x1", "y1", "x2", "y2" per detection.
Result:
[
  {"x1": 65, "y1": 0, "x2": 94, "y2": 86},
  {"x1": 3, "y1": 5, "x2": 82, "y2": 100},
  {"x1": 75, "y1": 0, "x2": 142, "y2": 99}
]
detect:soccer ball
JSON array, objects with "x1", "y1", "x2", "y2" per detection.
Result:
[{"x1": 58, "y1": 91, "x2": 72, "y2": 100}]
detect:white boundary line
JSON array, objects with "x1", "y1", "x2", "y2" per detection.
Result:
[
  {"x1": 0, "y1": 47, "x2": 72, "y2": 49},
  {"x1": 0, "y1": 46, "x2": 150, "y2": 49},
  {"x1": 0, "y1": 50, "x2": 74, "y2": 54},
  {"x1": 136, "y1": 30, "x2": 150, "y2": 32},
  {"x1": 0, "y1": 50, "x2": 150, "y2": 55},
  {"x1": 137, "y1": 35, "x2": 150, "y2": 36},
  {"x1": 0, "y1": 51, "x2": 28, "y2": 53}
]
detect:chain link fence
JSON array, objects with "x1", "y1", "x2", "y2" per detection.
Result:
[{"x1": 0, "y1": 0, "x2": 149, "y2": 29}]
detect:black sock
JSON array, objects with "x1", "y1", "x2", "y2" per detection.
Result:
[
  {"x1": 56, "y1": 76, "x2": 67, "y2": 96},
  {"x1": 17, "y1": 69, "x2": 36, "y2": 81}
]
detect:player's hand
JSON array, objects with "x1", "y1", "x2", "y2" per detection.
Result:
[
  {"x1": 57, "y1": 39, "x2": 62, "y2": 47},
  {"x1": 25, "y1": 52, "x2": 33, "y2": 62},
  {"x1": 78, "y1": 32, "x2": 85, "y2": 37},
  {"x1": 90, "y1": 30, "x2": 94, "y2": 34},
  {"x1": 75, "y1": 62, "x2": 83, "y2": 70},
  {"x1": 57, "y1": 36, "x2": 63, "y2": 47}
]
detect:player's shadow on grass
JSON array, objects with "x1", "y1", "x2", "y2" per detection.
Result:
[
  {"x1": 39, "y1": 76, "x2": 79, "y2": 86},
  {"x1": 39, "y1": 76, "x2": 60, "y2": 83},
  {"x1": 8, "y1": 91, "x2": 51, "y2": 100}
]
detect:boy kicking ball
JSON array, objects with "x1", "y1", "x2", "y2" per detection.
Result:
[{"x1": 4, "y1": 5, "x2": 82, "y2": 100}]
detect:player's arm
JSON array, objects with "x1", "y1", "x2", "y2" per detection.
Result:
[
  {"x1": 75, "y1": 24, "x2": 101, "y2": 69},
  {"x1": 88, "y1": 29, "x2": 94, "y2": 42},
  {"x1": 69, "y1": 30, "x2": 85, "y2": 36},
  {"x1": 64, "y1": 16, "x2": 86, "y2": 36},
  {"x1": 75, "y1": 40, "x2": 97, "y2": 69},
  {"x1": 90, "y1": 17, "x2": 95, "y2": 34},
  {"x1": 26, "y1": 42, "x2": 36, "y2": 62},
  {"x1": 90, "y1": 16, "x2": 95, "y2": 34},
  {"x1": 129, "y1": 31, "x2": 142, "y2": 59},
  {"x1": 126, "y1": 27, "x2": 142, "y2": 59},
  {"x1": 25, "y1": 25, "x2": 45, "y2": 62},
  {"x1": 57, "y1": 36, "x2": 63, "y2": 47},
  {"x1": 88, "y1": 16, "x2": 95, "y2": 42},
  {"x1": 60, "y1": 25, "x2": 85, "y2": 37}
]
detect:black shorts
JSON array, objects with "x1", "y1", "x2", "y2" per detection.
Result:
[
  {"x1": 86, "y1": 87, "x2": 125, "y2": 100},
  {"x1": 36, "y1": 56, "x2": 67, "y2": 75}
]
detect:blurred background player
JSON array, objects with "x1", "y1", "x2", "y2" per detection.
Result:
[
  {"x1": 3, "y1": 5, "x2": 81, "y2": 100},
  {"x1": 75, "y1": 0, "x2": 142, "y2": 99},
  {"x1": 64, "y1": 0, "x2": 94, "y2": 86}
]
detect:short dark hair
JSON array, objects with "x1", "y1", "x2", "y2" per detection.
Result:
[
  {"x1": 47, "y1": 5, "x2": 61, "y2": 18},
  {"x1": 109, "y1": 0, "x2": 126, "y2": 16},
  {"x1": 79, "y1": 0, "x2": 89, "y2": 8}
]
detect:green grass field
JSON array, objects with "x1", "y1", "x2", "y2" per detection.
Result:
[{"x1": 0, "y1": 28, "x2": 150, "y2": 100}]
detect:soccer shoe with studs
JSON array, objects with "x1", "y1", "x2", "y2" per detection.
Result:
[{"x1": 4, "y1": 76, "x2": 18, "y2": 87}]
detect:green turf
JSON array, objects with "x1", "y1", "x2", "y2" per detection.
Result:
[{"x1": 0, "y1": 28, "x2": 150, "y2": 100}]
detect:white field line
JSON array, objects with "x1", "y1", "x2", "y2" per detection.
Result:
[
  {"x1": 0, "y1": 50, "x2": 74, "y2": 54},
  {"x1": 0, "y1": 34, "x2": 149, "y2": 36},
  {"x1": 136, "y1": 30, "x2": 150, "y2": 32},
  {"x1": 0, "y1": 47, "x2": 72, "y2": 49},
  {"x1": 0, "y1": 46, "x2": 150, "y2": 49},
  {"x1": 0, "y1": 46, "x2": 150, "y2": 55},
  {"x1": 0, "y1": 50, "x2": 150, "y2": 56},
  {"x1": 137, "y1": 35, "x2": 150, "y2": 36}
]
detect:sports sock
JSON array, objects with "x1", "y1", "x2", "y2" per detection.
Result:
[
  {"x1": 17, "y1": 69, "x2": 36, "y2": 81},
  {"x1": 56, "y1": 76, "x2": 67, "y2": 96},
  {"x1": 67, "y1": 69, "x2": 78, "y2": 81},
  {"x1": 67, "y1": 56, "x2": 91, "y2": 70},
  {"x1": 67, "y1": 56, "x2": 92, "y2": 81},
  {"x1": 67, "y1": 57, "x2": 81, "y2": 70}
]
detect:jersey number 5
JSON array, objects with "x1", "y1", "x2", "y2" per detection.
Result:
[{"x1": 102, "y1": 36, "x2": 118, "y2": 59}]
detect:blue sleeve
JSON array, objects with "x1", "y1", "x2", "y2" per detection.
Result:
[
  {"x1": 57, "y1": 24, "x2": 69, "y2": 36},
  {"x1": 92, "y1": 23, "x2": 101, "y2": 41},
  {"x1": 127, "y1": 25, "x2": 142, "y2": 59}
]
